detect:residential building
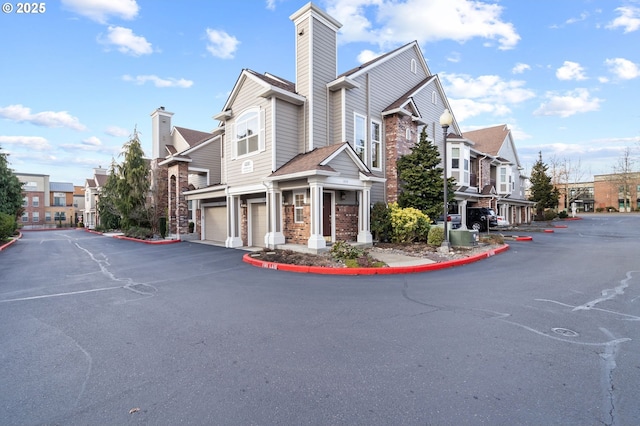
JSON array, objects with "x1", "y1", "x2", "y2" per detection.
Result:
[
  {"x1": 15, "y1": 173, "x2": 76, "y2": 228},
  {"x1": 74, "y1": 185, "x2": 86, "y2": 223},
  {"x1": 83, "y1": 167, "x2": 108, "y2": 229},
  {"x1": 151, "y1": 3, "x2": 532, "y2": 251}
]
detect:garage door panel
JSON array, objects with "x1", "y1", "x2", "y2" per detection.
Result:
[
  {"x1": 250, "y1": 203, "x2": 266, "y2": 247},
  {"x1": 204, "y1": 207, "x2": 226, "y2": 243}
]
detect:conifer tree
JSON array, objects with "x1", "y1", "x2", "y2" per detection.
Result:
[
  {"x1": 116, "y1": 128, "x2": 150, "y2": 229},
  {"x1": 97, "y1": 159, "x2": 121, "y2": 230},
  {"x1": 529, "y1": 152, "x2": 559, "y2": 218},
  {"x1": 397, "y1": 127, "x2": 454, "y2": 220},
  {"x1": 0, "y1": 146, "x2": 24, "y2": 218}
]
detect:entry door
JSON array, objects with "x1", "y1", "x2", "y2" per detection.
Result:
[{"x1": 322, "y1": 192, "x2": 332, "y2": 242}]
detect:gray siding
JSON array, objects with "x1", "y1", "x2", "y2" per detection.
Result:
[
  {"x1": 295, "y1": 19, "x2": 310, "y2": 152},
  {"x1": 310, "y1": 18, "x2": 335, "y2": 149},
  {"x1": 328, "y1": 151, "x2": 359, "y2": 179},
  {"x1": 190, "y1": 138, "x2": 221, "y2": 184}
]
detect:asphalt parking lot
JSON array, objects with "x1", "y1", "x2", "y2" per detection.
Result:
[{"x1": 1, "y1": 214, "x2": 639, "y2": 425}]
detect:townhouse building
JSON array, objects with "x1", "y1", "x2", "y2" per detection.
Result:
[
  {"x1": 15, "y1": 172, "x2": 76, "y2": 228},
  {"x1": 82, "y1": 167, "x2": 108, "y2": 229},
  {"x1": 151, "y1": 2, "x2": 532, "y2": 251}
]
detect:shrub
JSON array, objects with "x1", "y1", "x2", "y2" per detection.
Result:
[
  {"x1": 330, "y1": 240, "x2": 366, "y2": 261},
  {"x1": 159, "y1": 217, "x2": 167, "y2": 238},
  {"x1": 427, "y1": 225, "x2": 444, "y2": 246},
  {"x1": 480, "y1": 233, "x2": 504, "y2": 245},
  {"x1": 606, "y1": 206, "x2": 618, "y2": 212},
  {"x1": 370, "y1": 202, "x2": 391, "y2": 242},
  {"x1": 543, "y1": 209, "x2": 557, "y2": 221},
  {"x1": 78, "y1": 222, "x2": 84, "y2": 228},
  {"x1": 188, "y1": 221, "x2": 195, "y2": 233},
  {"x1": 0, "y1": 212, "x2": 16, "y2": 241},
  {"x1": 388, "y1": 202, "x2": 430, "y2": 243},
  {"x1": 558, "y1": 210, "x2": 568, "y2": 219},
  {"x1": 125, "y1": 226, "x2": 153, "y2": 240}
]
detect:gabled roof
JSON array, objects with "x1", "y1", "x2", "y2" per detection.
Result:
[
  {"x1": 86, "y1": 178, "x2": 96, "y2": 188},
  {"x1": 173, "y1": 126, "x2": 215, "y2": 148},
  {"x1": 463, "y1": 125, "x2": 509, "y2": 157},
  {"x1": 338, "y1": 41, "x2": 431, "y2": 79},
  {"x1": 269, "y1": 143, "x2": 371, "y2": 179},
  {"x1": 95, "y1": 174, "x2": 108, "y2": 187}
]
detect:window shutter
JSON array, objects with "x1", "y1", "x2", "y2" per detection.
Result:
[{"x1": 259, "y1": 108, "x2": 266, "y2": 152}]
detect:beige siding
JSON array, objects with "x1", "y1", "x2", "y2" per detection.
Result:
[
  {"x1": 310, "y1": 18, "x2": 335, "y2": 149},
  {"x1": 225, "y1": 78, "x2": 273, "y2": 187},
  {"x1": 331, "y1": 89, "x2": 343, "y2": 143},
  {"x1": 190, "y1": 139, "x2": 222, "y2": 184},
  {"x1": 275, "y1": 99, "x2": 300, "y2": 170},
  {"x1": 296, "y1": 19, "x2": 310, "y2": 152}
]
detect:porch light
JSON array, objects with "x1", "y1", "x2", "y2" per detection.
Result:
[{"x1": 439, "y1": 109, "x2": 453, "y2": 252}]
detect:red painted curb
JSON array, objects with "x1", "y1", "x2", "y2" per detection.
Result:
[
  {"x1": 0, "y1": 232, "x2": 22, "y2": 252},
  {"x1": 113, "y1": 235, "x2": 181, "y2": 245},
  {"x1": 515, "y1": 236, "x2": 533, "y2": 241},
  {"x1": 561, "y1": 217, "x2": 582, "y2": 221},
  {"x1": 243, "y1": 244, "x2": 510, "y2": 275},
  {"x1": 543, "y1": 229, "x2": 555, "y2": 233},
  {"x1": 554, "y1": 225, "x2": 568, "y2": 228}
]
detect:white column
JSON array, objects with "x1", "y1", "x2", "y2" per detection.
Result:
[
  {"x1": 357, "y1": 182, "x2": 373, "y2": 244},
  {"x1": 265, "y1": 182, "x2": 285, "y2": 248},
  {"x1": 307, "y1": 180, "x2": 326, "y2": 250},
  {"x1": 225, "y1": 195, "x2": 242, "y2": 248},
  {"x1": 459, "y1": 199, "x2": 468, "y2": 229}
]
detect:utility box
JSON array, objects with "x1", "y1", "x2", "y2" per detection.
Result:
[{"x1": 449, "y1": 229, "x2": 478, "y2": 247}]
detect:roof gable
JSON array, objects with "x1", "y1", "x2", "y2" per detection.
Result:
[
  {"x1": 463, "y1": 125, "x2": 509, "y2": 157},
  {"x1": 269, "y1": 143, "x2": 370, "y2": 178},
  {"x1": 338, "y1": 41, "x2": 431, "y2": 80}
]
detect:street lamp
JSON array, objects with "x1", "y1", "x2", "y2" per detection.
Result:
[{"x1": 439, "y1": 108, "x2": 453, "y2": 252}]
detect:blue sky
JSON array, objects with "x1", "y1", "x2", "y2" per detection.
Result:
[{"x1": 1, "y1": 0, "x2": 639, "y2": 185}]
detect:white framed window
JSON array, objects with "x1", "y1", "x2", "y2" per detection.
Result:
[
  {"x1": 499, "y1": 166, "x2": 512, "y2": 194},
  {"x1": 187, "y1": 200, "x2": 194, "y2": 223},
  {"x1": 294, "y1": 192, "x2": 305, "y2": 223},
  {"x1": 232, "y1": 108, "x2": 264, "y2": 158},
  {"x1": 432, "y1": 91, "x2": 437, "y2": 104},
  {"x1": 32, "y1": 196, "x2": 39, "y2": 207},
  {"x1": 22, "y1": 212, "x2": 28, "y2": 222},
  {"x1": 410, "y1": 58, "x2": 417, "y2": 74},
  {"x1": 45, "y1": 211, "x2": 51, "y2": 222},
  {"x1": 54, "y1": 193, "x2": 65, "y2": 206},
  {"x1": 54, "y1": 212, "x2": 66, "y2": 221},
  {"x1": 405, "y1": 128, "x2": 411, "y2": 140},
  {"x1": 33, "y1": 212, "x2": 39, "y2": 222},
  {"x1": 451, "y1": 147, "x2": 460, "y2": 170},
  {"x1": 354, "y1": 113, "x2": 366, "y2": 162},
  {"x1": 22, "y1": 196, "x2": 28, "y2": 207},
  {"x1": 371, "y1": 121, "x2": 381, "y2": 170}
]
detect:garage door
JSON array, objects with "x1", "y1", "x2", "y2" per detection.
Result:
[
  {"x1": 250, "y1": 203, "x2": 267, "y2": 247},
  {"x1": 204, "y1": 206, "x2": 227, "y2": 243}
]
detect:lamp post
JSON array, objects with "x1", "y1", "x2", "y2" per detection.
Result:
[{"x1": 439, "y1": 108, "x2": 453, "y2": 252}]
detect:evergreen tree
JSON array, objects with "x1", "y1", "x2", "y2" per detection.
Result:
[
  {"x1": 529, "y1": 152, "x2": 559, "y2": 218},
  {"x1": 97, "y1": 159, "x2": 121, "y2": 230},
  {"x1": 0, "y1": 146, "x2": 24, "y2": 218},
  {"x1": 116, "y1": 128, "x2": 151, "y2": 229},
  {"x1": 397, "y1": 127, "x2": 454, "y2": 220}
]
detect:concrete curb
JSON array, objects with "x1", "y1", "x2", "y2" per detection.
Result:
[
  {"x1": 0, "y1": 232, "x2": 22, "y2": 252},
  {"x1": 243, "y1": 244, "x2": 510, "y2": 275},
  {"x1": 84, "y1": 228, "x2": 180, "y2": 244}
]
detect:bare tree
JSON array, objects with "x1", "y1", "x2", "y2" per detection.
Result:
[
  {"x1": 612, "y1": 147, "x2": 636, "y2": 212},
  {"x1": 549, "y1": 156, "x2": 589, "y2": 212}
]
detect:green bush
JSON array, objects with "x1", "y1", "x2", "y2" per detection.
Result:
[
  {"x1": 0, "y1": 212, "x2": 16, "y2": 241},
  {"x1": 558, "y1": 210, "x2": 568, "y2": 219},
  {"x1": 188, "y1": 221, "x2": 195, "y2": 233},
  {"x1": 388, "y1": 202, "x2": 430, "y2": 243},
  {"x1": 427, "y1": 225, "x2": 444, "y2": 246},
  {"x1": 543, "y1": 209, "x2": 557, "y2": 221},
  {"x1": 159, "y1": 217, "x2": 167, "y2": 238},
  {"x1": 125, "y1": 226, "x2": 154, "y2": 240},
  {"x1": 370, "y1": 202, "x2": 391, "y2": 242},
  {"x1": 330, "y1": 240, "x2": 366, "y2": 261}
]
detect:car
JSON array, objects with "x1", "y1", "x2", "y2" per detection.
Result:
[
  {"x1": 466, "y1": 207, "x2": 498, "y2": 231},
  {"x1": 496, "y1": 215, "x2": 510, "y2": 226},
  {"x1": 436, "y1": 214, "x2": 462, "y2": 229}
]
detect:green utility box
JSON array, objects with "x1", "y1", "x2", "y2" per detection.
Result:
[{"x1": 449, "y1": 229, "x2": 479, "y2": 247}]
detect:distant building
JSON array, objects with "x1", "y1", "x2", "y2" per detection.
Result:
[
  {"x1": 594, "y1": 172, "x2": 640, "y2": 212},
  {"x1": 15, "y1": 173, "x2": 77, "y2": 228},
  {"x1": 83, "y1": 167, "x2": 109, "y2": 229},
  {"x1": 556, "y1": 181, "x2": 594, "y2": 213}
]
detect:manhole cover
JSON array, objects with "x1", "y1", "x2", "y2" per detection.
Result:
[{"x1": 552, "y1": 328, "x2": 579, "y2": 337}]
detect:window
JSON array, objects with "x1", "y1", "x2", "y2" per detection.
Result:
[
  {"x1": 499, "y1": 166, "x2": 511, "y2": 194},
  {"x1": 54, "y1": 193, "x2": 65, "y2": 206},
  {"x1": 294, "y1": 192, "x2": 305, "y2": 223},
  {"x1": 32, "y1": 196, "x2": 39, "y2": 207},
  {"x1": 33, "y1": 212, "x2": 39, "y2": 222},
  {"x1": 451, "y1": 147, "x2": 460, "y2": 169},
  {"x1": 45, "y1": 212, "x2": 51, "y2": 222},
  {"x1": 432, "y1": 91, "x2": 437, "y2": 105},
  {"x1": 22, "y1": 212, "x2": 28, "y2": 222},
  {"x1": 354, "y1": 114, "x2": 366, "y2": 161},
  {"x1": 235, "y1": 109, "x2": 260, "y2": 157},
  {"x1": 410, "y1": 58, "x2": 417, "y2": 74},
  {"x1": 22, "y1": 197, "x2": 28, "y2": 207},
  {"x1": 54, "y1": 212, "x2": 66, "y2": 221},
  {"x1": 371, "y1": 121, "x2": 381, "y2": 169},
  {"x1": 188, "y1": 200, "x2": 194, "y2": 222}
]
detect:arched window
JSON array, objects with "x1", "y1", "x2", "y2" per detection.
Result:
[
  {"x1": 232, "y1": 107, "x2": 264, "y2": 158},
  {"x1": 410, "y1": 59, "x2": 417, "y2": 74}
]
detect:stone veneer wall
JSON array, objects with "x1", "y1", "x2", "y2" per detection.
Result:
[
  {"x1": 167, "y1": 162, "x2": 189, "y2": 235},
  {"x1": 384, "y1": 114, "x2": 418, "y2": 203},
  {"x1": 283, "y1": 205, "x2": 310, "y2": 244},
  {"x1": 335, "y1": 204, "x2": 358, "y2": 241}
]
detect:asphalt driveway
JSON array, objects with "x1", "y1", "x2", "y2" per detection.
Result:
[{"x1": 1, "y1": 214, "x2": 639, "y2": 425}]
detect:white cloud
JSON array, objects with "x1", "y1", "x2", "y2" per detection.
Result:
[
  {"x1": 357, "y1": 49, "x2": 381, "y2": 64},
  {"x1": 122, "y1": 75, "x2": 194, "y2": 88},
  {"x1": 512, "y1": 63, "x2": 531, "y2": 74},
  {"x1": 556, "y1": 61, "x2": 587, "y2": 81},
  {"x1": 61, "y1": 0, "x2": 139, "y2": 24},
  {"x1": 205, "y1": 28, "x2": 240, "y2": 59},
  {"x1": 606, "y1": 6, "x2": 640, "y2": 33},
  {"x1": 0, "y1": 104, "x2": 87, "y2": 131},
  {"x1": 99, "y1": 26, "x2": 152, "y2": 56},
  {"x1": 565, "y1": 11, "x2": 589, "y2": 25},
  {"x1": 82, "y1": 136, "x2": 102, "y2": 147},
  {"x1": 605, "y1": 57, "x2": 640, "y2": 80},
  {"x1": 0, "y1": 135, "x2": 51, "y2": 150},
  {"x1": 105, "y1": 126, "x2": 130, "y2": 137},
  {"x1": 265, "y1": 0, "x2": 277, "y2": 11},
  {"x1": 327, "y1": 0, "x2": 520, "y2": 50},
  {"x1": 533, "y1": 88, "x2": 602, "y2": 118}
]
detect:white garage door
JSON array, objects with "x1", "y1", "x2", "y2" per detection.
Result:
[
  {"x1": 250, "y1": 203, "x2": 267, "y2": 247},
  {"x1": 204, "y1": 206, "x2": 227, "y2": 243}
]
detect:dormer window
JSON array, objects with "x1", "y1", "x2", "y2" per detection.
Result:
[{"x1": 410, "y1": 58, "x2": 417, "y2": 74}]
